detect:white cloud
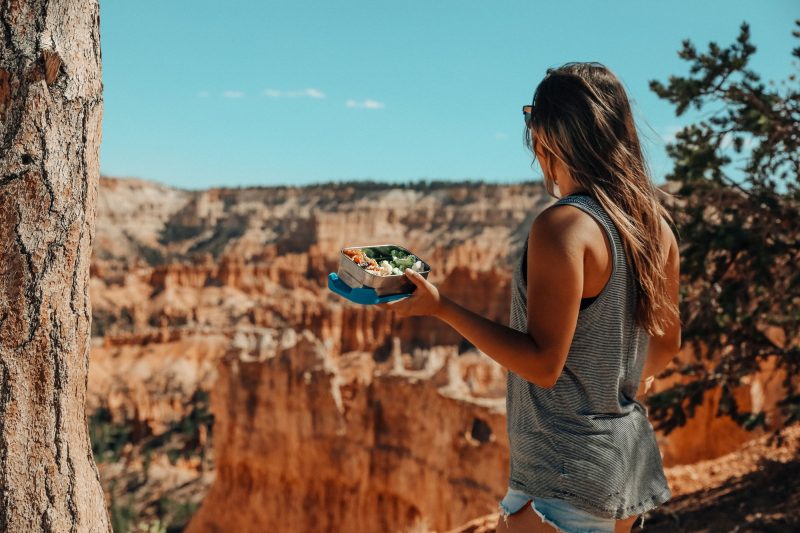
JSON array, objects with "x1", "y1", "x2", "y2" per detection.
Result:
[
  {"x1": 223, "y1": 90, "x2": 245, "y2": 99},
  {"x1": 306, "y1": 88, "x2": 326, "y2": 99},
  {"x1": 346, "y1": 98, "x2": 385, "y2": 109},
  {"x1": 289, "y1": 89, "x2": 325, "y2": 99},
  {"x1": 197, "y1": 90, "x2": 210, "y2": 98},
  {"x1": 494, "y1": 132, "x2": 508, "y2": 140},
  {"x1": 263, "y1": 88, "x2": 326, "y2": 99}
]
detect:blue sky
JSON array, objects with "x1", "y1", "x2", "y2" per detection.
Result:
[{"x1": 98, "y1": 0, "x2": 798, "y2": 189}]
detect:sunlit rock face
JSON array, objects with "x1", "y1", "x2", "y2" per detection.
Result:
[
  {"x1": 184, "y1": 328, "x2": 508, "y2": 533},
  {"x1": 89, "y1": 178, "x2": 544, "y2": 529},
  {"x1": 89, "y1": 177, "x2": 789, "y2": 531}
]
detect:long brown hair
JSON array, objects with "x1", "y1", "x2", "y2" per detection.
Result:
[{"x1": 524, "y1": 61, "x2": 679, "y2": 337}]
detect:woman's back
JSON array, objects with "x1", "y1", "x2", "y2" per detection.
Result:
[{"x1": 505, "y1": 192, "x2": 672, "y2": 520}]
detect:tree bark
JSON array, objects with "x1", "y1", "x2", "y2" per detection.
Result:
[{"x1": 0, "y1": 0, "x2": 109, "y2": 531}]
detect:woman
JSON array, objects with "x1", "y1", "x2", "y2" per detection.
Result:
[{"x1": 376, "y1": 62, "x2": 681, "y2": 533}]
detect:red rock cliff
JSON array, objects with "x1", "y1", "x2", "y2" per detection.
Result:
[{"x1": 88, "y1": 177, "x2": 790, "y2": 531}]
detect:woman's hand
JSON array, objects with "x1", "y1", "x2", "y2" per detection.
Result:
[{"x1": 375, "y1": 268, "x2": 442, "y2": 318}]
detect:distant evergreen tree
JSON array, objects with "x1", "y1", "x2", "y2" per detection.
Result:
[{"x1": 646, "y1": 21, "x2": 800, "y2": 440}]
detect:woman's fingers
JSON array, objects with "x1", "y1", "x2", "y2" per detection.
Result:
[
  {"x1": 376, "y1": 299, "x2": 407, "y2": 317},
  {"x1": 404, "y1": 268, "x2": 426, "y2": 286},
  {"x1": 376, "y1": 279, "x2": 430, "y2": 317}
]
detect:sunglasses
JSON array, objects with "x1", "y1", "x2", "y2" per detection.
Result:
[{"x1": 522, "y1": 105, "x2": 533, "y2": 127}]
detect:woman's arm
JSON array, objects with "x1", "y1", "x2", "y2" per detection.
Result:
[
  {"x1": 434, "y1": 294, "x2": 560, "y2": 388},
  {"x1": 377, "y1": 205, "x2": 586, "y2": 389}
]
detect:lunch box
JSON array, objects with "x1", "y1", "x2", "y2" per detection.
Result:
[{"x1": 327, "y1": 244, "x2": 432, "y2": 305}]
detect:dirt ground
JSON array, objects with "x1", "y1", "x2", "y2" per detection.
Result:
[{"x1": 642, "y1": 426, "x2": 800, "y2": 532}]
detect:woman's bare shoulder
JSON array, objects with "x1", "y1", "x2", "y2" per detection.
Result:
[
  {"x1": 659, "y1": 215, "x2": 678, "y2": 265},
  {"x1": 533, "y1": 202, "x2": 599, "y2": 244},
  {"x1": 525, "y1": 206, "x2": 588, "y2": 275},
  {"x1": 535, "y1": 202, "x2": 587, "y2": 225}
]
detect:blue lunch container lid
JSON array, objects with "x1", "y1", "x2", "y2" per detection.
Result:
[{"x1": 327, "y1": 272, "x2": 412, "y2": 305}]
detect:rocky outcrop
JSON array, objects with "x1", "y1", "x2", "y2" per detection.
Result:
[
  {"x1": 89, "y1": 178, "x2": 544, "y2": 530},
  {"x1": 187, "y1": 328, "x2": 508, "y2": 533},
  {"x1": 87, "y1": 177, "x2": 793, "y2": 531},
  {"x1": 647, "y1": 349, "x2": 790, "y2": 466}
]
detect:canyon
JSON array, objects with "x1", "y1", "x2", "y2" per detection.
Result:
[{"x1": 87, "y1": 177, "x2": 794, "y2": 532}]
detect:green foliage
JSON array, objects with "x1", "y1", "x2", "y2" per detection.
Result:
[
  {"x1": 109, "y1": 483, "x2": 138, "y2": 533},
  {"x1": 230, "y1": 177, "x2": 536, "y2": 193},
  {"x1": 108, "y1": 490, "x2": 193, "y2": 533},
  {"x1": 89, "y1": 389, "x2": 213, "y2": 465},
  {"x1": 89, "y1": 391, "x2": 213, "y2": 530},
  {"x1": 138, "y1": 521, "x2": 168, "y2": 533},
  {"x1": 156, "y1": 497, "x2": 199, "y2": 533},
  {"x1": 90, "y1": 407, "x2": 133, "y2": 462},
  {"x1": 147, "y1": 389, "x2": 213, "y2": 464},
  {"x1": 646, "y1": 20, "x2": 800, "y2": 438}
]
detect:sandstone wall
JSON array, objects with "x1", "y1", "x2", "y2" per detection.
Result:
[
  {"x1": 187, "y1": 328, "x2": 509, "y2": 533},
  {"x1": 87, "y1": 177, "x2": 790, "y2": 531}
]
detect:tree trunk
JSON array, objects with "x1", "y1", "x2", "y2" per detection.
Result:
[{"x1": 0, "y1": 0, "x2": 109, "y2": 531}]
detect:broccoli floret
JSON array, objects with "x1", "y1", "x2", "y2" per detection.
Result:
[{"x1": 392, "y1": 254, "x2": 417, "y2": 269}]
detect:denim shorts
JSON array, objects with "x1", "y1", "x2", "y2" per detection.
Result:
[{"x1": 498, "y1": 486, "x2": 645, "y2": 533}]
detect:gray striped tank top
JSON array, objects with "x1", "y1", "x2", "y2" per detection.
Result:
[{"x1": 505, "y1": 192, "x2": 672, "y2": 519}]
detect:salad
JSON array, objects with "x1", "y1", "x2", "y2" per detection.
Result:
[{"x1": 344, "y1": 247, "x2": 425, "y2": 277}]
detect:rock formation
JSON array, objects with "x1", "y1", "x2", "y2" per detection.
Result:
[
  {"x1": 186, "y1": 327, "x2": 508, "y2": 533},
  {"x1": 87, "y1": 177, "x2": 793, "y2": 531}
]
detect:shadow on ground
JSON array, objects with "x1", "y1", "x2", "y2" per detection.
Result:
[{"x1": 642, "y1": 458, "x2": 800, "y2": 532}]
